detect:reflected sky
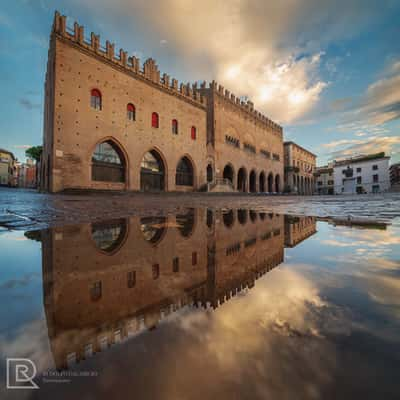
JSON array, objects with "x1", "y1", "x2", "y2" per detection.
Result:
[{"x1": 0, "y1": 211, "x2": 399, "y2": 399}]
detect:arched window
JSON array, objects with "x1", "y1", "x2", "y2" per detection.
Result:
[
  {"x1": 140, "y1": 216, "x2": 167, "y2": 244},
  {"x1": 176, "y1": 157, "x2": 194, "y2": 186},
  {"x1": 127, "y1": 103, "x2": 135, "y2": 121},
  {"x1": 152, "y1": 112, "x2": 159, "y2": 128},
  {"x1": 92, "y1": 141, "x2": 125, "y2": 182},
  {"x1": 90, "y1": 89, "x2": 102, "y2": 110},
  {"x1": 140, "y1": 150, "x2": 165, "y2": 191},
  {"x1": 191, "y1": 126, "x2": 196, "y2": 140},
  {"x1": 172, "y1": 119, "x2": 178, "y2": 134},
  {"x1": 91, "y1": 219, "x2": 127, "y2": 253}
]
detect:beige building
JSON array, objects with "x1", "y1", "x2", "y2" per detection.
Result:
[
  {"x1": 284, "y1": 141, "x2": 316, "y2": 194},
  {"x1": 40, "y1": 209, "x2": 284, "y2": 368},
  {"x1": 0, "y1": 148, "x2": 16, "y2": 186},
  {"x1": 40, "y1": 12, "x2": 283, "y2": 193}
]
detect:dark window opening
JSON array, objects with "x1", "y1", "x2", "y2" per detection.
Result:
[{"x1": 176, "y1": 157, "x2": 194, "y2": 186}]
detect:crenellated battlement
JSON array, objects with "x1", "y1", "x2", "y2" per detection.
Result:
[
  {"x1": 197, "y1": 80, "x2": 283, "y2": 137},
  {"x1": 52, "y1": 11, "x2": 206, "y2": 109}
]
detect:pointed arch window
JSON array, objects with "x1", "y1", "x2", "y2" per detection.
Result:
[
  {"x1": 172, "y1": 119, "x2": 178, "y2": 134},
  {"x1": 127, "y1": 103, "x2": 136, "y2": 121},
  {"x1": 90, "y1": 89, "x2": 102, "y2": 110},
  {"x1": 176, "y1": 157, "x2": 194, "y2": 186},
  {"x1": 191, "y1": 126, "x2": 196, "y2": 140},
  {"x1": 152, "y1": 112, "x2": 159, "y2": 128}
]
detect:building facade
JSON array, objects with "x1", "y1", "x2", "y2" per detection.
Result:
[
  {"x1": 333, "y1": 153, "x2": 390, "y2": 194},
  {"x1": 389, "y1": 163, "x2": 400, "y2": 192},
  {"x1": 283, "y1": 141, "x2": 316, "y2": 194},
  {"x1": 0, "y1": 148, "x2": 16, "y2": 186},
  {"x1": 314, "y1": 164, "x2": 334, "y2": 195},
  {"x1": 40, "y1": 12, "x2": 284, "y2": 193}
]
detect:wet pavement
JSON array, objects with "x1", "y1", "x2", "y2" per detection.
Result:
[
  {"x1": 0, "y1": 205, "x2": 400, "y2": 399},
  {"x1": 1, "y1": 187, "x2": 400, "y2": 231}
]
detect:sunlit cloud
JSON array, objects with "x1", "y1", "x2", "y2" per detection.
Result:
[
  {"x1": 322, "y1": 135, "x2": 400, "y2": 159},
  {"x1": 75, "y1": 0, "x2": 389, "y2": 125}
]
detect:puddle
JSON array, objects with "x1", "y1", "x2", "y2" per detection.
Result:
[{"x1": 0, "y1": 208, "x2": 399, "y2": 399}]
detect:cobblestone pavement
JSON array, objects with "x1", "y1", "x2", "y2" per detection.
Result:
[{"x1": 1, "y1": 187, "x2": 400, "y2": 230}]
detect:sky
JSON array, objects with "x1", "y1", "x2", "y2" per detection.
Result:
[{"x1": 0, "y1": 0, "x2": 399, "y2": 165}]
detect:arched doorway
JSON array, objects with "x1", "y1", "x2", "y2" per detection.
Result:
[
  {"x1": 249, "y1": 170, "x2": 256, "y2": 193},
  {"x1": 275, "y1": 175, "x2": 280, "y2": 193},
  {"x1": 237, "y1": 167, "x2": 247, "y2": 192},
  {"x1": 300, "y1": 176, "x2": 304, "y2": 195},
  {"x1": 223, "y1": 164, "x2": 234, "y2": 185},
  {"x1": 259, "y1": 171, "x2": 266, "y2": 192},
  {"x1": 176, "y1": 156, "x2": 194, "y2": 186},
  {"x1": 268, "y1": 173, "x2": 274, "y2": 193},
  {"x1": 92, "y1": 140, "x2": 126, "y2": 183},
  {"x1": 140, "y1": 150, "x2": 165, "y2": 191},
  {"x1": 207, "y1": 164, "x2": 213, "y2": 183}
]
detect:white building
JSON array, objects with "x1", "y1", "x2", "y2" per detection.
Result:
[{"x1": 333, "y1": 153, "x2": 390, "y2": 194}]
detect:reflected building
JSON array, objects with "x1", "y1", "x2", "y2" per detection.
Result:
[
  {"x1": 284, "y1": 215, "x2": 317, "y2": 248},
  {"x1": 40, "y1": 209, "x2": 285, "y2": 369}
]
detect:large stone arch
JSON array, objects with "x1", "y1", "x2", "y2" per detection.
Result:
[
  {"x1": 259, "y1": 171, "x2": 266, "y2": 193},
  {"x1": 268, "y1": 172, "x2": 274, "y2": 193},
  {"x1": 249, "y1": 170, "x2": 257, "y2": 193},
  {"x1": 140, "y1": 148, "x2": 167, "y2": 192},
  {"x1": 176, "y1": 154, "x2": 196, "y2": 187},
  {"x1": 91, "y1": 137, "x2": 128, "y2": 185},
  {"x1": 223, "y1": 163, "x2": 235, "y2": 186},
  {"x1": 275, "y1": 174, "x2": 281, "y2": 193},
  {"x1": 237, "y1": 167, "x2": 247, "y2": 192}
]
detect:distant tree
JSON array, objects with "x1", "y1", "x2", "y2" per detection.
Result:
[{"x1": 25, "y1": 146, "x2": 43, "y2": 163}]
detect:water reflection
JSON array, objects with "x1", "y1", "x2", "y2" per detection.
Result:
[
  {"x1": 91, "y1": 219, "x2": 128, "y2": 253},
  {"x1": 140, "y1": 216, "x2": 167, "y2": 244},
  {"x1": 42, "y1": 210, "x2": 298, "y2": 369},
  {"x1": 2, "y1": 210, "x2": 400, "y2": 399}
]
